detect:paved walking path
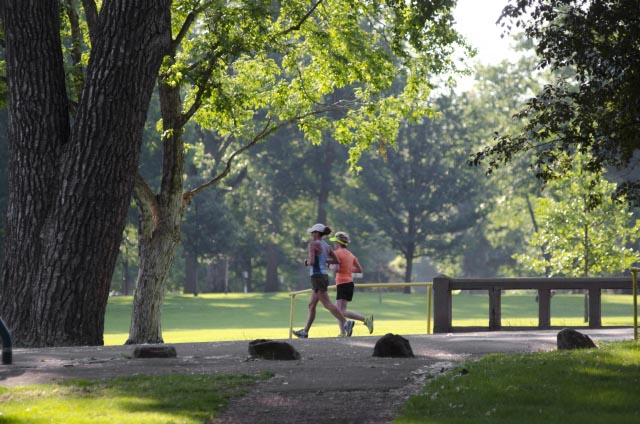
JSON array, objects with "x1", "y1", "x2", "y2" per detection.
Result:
[{"x1": 0, "y1": 329, "x2": 633, "y2": 423}]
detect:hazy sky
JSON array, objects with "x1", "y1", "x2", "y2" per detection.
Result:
[{"x1": 453, "y1": 0, "x2": 518, "y2": 65}]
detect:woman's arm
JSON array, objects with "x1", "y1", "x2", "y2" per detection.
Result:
[
  {"x1": 306, "y1": 241, "x2": 317, "y2": 266},
  {"x1": 353, "y1": 256, "x2": 363, "y2": 273},
  {"x1": 328, "y1": 248, "x2": 340, "y2": 271}
]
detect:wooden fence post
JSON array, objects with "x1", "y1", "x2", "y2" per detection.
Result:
[
  {"x1": 588, "y1": 288, "x2": 602, "y2": 328},
  {"x1": 538, "y1": 289, "x2": 551, "y2": 329},
  {"x1": 489, "y1": 286, "x2": 502, "y2": 330},
  {"x1": 433, "y1": 274, "x2": 452, "y2": 333}
]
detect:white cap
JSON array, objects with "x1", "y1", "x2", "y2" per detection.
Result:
[{"x1": 307, "y1": 223, "x2": 326, "y2": 233}]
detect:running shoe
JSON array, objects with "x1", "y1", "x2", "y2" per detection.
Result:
[
  {"x1": 338, "y1": 332, "x2": 347, "y2": 337},
  {"x1": 344, "y1": 320, "x2": 355, "y2": 337},
  {"x1": 364, "y1": 315, "x2": 374, "y2": 334},
  {"x1": 293, "y1": 329, "x2": 308, "y2": 338}
]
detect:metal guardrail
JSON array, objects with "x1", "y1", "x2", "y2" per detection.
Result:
[{"x1": 288, "y1": 282, "x2": 433, "y2": 339}]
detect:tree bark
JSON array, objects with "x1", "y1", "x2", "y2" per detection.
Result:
[
  {"x1": 126, "y1": 78, "x2": 185, "y2": 345},
  {"x1": 0, "y1": 0, "x2": 171, "y2": 347},
  {"x1": 0, "y1": 1, "x2": 69, "y2": 347}
]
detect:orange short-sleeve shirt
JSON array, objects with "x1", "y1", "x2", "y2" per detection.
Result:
[{"x1": 334, "y1": 248, "x2": 358, "y2": 285}]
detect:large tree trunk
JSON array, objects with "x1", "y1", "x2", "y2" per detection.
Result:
[
  {"x1": 126, "y1": 78, "x2": 185, "y2": 345},
  {"x1": 126, "y1": 201, "x2": 180, "y2": 344},
  {"x1": 0, "y1": 1, "x2": 69, "y2": 347},
  {"x1": 0, "y1": 0, "x2": 171, "y2": 347},
  {"x1": 205, "y1": 259, "x2": 228, "y2": 293}
]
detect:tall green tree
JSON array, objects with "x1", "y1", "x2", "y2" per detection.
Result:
[
  {"x1": 463, "y1": 52, "x2": 552, "y2": 277},
  {"x1": 514, "y1": 152, "x2": 640, "y2": 277},
  {"x1": 126, "y1": 0, "x2": 467, "y2": 344},
  {"x1": 350, "y1": 94, "x2": 485, "y2": 288},
  {"x1": 472, "y1": 0, "x2": 640, "y2": 205}
]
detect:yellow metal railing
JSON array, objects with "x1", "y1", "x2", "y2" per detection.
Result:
[
  {"x1": 288, "y1": 282, "x2": 433, "y2": 338},
  {"x1": 631, "y1": 268, "x2": 639, "y2": 342}
]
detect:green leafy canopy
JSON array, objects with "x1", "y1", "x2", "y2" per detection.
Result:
[
  {"x1": 471, "y1": 0, "x2": 640, "y2": 205},
  {"x1": 165, "y1": 0, "x2": 467, "y2": 170}
]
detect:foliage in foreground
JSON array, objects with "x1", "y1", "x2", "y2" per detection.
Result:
[
  {"x1": 396, "y1": 341, "x2": 640, "y2": 424},
  {"x1": 0, "y1": 373, "x2": 268, "y2": 424}
]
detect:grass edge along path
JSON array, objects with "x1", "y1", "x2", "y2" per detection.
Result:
[
  {"x1": 0, "y1": 372, "x2": 270, "y2": 424},
  {"x1": 395, "y1": 341, "x2": 640, "y2": 424}
]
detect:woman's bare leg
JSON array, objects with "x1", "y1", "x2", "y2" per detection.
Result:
[
  {"x1": 337, "y1": 299, "x2": 365, "y2": 321},
  {"x1": 303, "y1": 291, "x2": 320, "y2": 333}
]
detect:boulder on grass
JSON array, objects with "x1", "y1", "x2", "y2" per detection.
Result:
[
  {"x1": 133, "y1": 345, "x2": 177, "y2": 358},
  {"x1": 557, "y1": 328, "x2": 598, "y2": 350},
  {"x1": 373, "y1": 333, "x2": 414, "y2": 358},
  {"x1": 248, "y1": 339, "x2": 301, "y2": 360}
]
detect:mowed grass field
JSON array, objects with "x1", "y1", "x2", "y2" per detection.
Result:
[{"x1": 104, "y1": 290, "x2": 638, "y2": 345}]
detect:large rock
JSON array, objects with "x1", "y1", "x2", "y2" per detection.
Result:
[
  {"x1": 373, "y1": 333, "x2": 414, "y2": 358},
  {"x1": 132, "y1": 345, "x2": 177, "y2": 358},
  {"x1": 557, "y1": 328, "x2": 598, "y2": 350},
  {"x1": 248, "y1": 339, "x2": 301, "y2": 360}
]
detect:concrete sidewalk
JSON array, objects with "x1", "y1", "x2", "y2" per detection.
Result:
[
  {"x1": 0, "y1": 329, "x2": 634, "y2": 423},
  {"x1": 1, "y1": 328, "x2": 632, "y2": 387}
]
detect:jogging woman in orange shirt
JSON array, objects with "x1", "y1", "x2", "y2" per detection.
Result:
[{"x1": 330, "y1": 231, "x2": 374, "y2": 335}]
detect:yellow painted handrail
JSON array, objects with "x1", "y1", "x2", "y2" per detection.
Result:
[
  {"x1": 631, "y1": 268, "x2": 639, "y2": 342},
  {"x1": 287, "y1": 282, "x2": 433, "y2": 338}
]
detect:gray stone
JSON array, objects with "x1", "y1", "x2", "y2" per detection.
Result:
[
  {"x1": 373, "y1": 333, "x2": 414, "y2": 358},
  {"x1": 132, "y1": 345, "x2": 177, "y2": 358},
  {"x1": 248, "y1": 339, "x2": 301, "y2": 360},
  {"x1": 557, "y1": 328, "x2": 598, "y2": 350}
]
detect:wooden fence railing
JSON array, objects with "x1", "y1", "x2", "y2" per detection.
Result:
[{"x1": 432, "y1": 274, "x2": 632, "y2": 333}]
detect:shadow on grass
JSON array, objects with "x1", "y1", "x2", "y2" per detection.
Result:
[{"x1": 0, "y1": 373, "x2": 269, "y2": 423}]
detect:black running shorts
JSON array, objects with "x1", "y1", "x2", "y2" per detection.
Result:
[
  {"x1": 311, "y1": 274, "x2": 329, "y2": 292},
  {"x1": 336, "y1": 282, "x2": 354, "y2": 301}
]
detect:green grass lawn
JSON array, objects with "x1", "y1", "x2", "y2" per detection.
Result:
[
  {"x1": 395, "y1": 341, "x2": 640, "y2": 424},
  {"x1": 0, "y1": 373, "x2": 270, "y2": 423},
  {"x1": 103, "y1": 290, "x2": 637, "y2": 345}
]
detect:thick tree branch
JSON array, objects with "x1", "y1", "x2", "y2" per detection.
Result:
[
  {"x1": 183, "y1": 106, "x2": 336, "y2": 203},
  {"x1": 170, "y1": 0, "x2": 203, "y2": 54},
  {"x1": 81, "y1": 0, "x2": 99, "y2": 45},
  {"x1": 183, "y1": 120, "x2": 278, "y2": 203},
  {"x1": 133, "y1": 173, "x2": 160, "y2": 238}
]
